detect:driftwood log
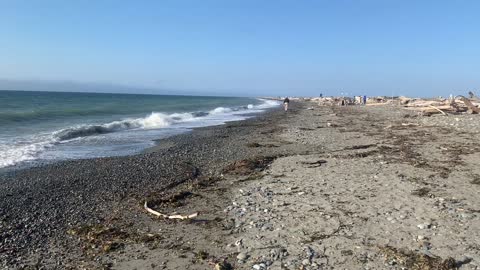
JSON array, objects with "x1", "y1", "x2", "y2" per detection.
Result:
[
  {"x1": 402, "y1": 95, "x2": 480, "y2": 115},
  {"x1": 458, "y1": 96, "x2": 480, "y2": 114},
  {"x1": 428, "y1": 105, "x2": 447, "y2": 115}
]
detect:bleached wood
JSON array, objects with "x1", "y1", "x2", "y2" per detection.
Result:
[{"x1": 144, "y1": 201, "x2": 198, "y2": 220}]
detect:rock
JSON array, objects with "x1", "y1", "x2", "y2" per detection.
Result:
[
  {"x1": 302, "y1": 259, "x2": 311, "y2": 265},
  {"x1": 215, "y1": 261, "x2": 233, "y2": 270},
  {"x1": 237, "y1": 252, "x2": 248, "y2": 261},
  {"x1": 417, "y1": 223, "x2": 430, "y2": 230},
  {"x1": 460, "y1": 213, "x2": 473, "y2": 219},
  {"x1": 235, "y1": 239, "x2": 243, "y2": 246},
  {"x1": 457, "y1": 255, "x2": 472, "y2": 265}
]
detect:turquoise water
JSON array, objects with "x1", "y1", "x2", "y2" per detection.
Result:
[{"x1": 0, "y1": 90, "x2": 279, "y2": 168}]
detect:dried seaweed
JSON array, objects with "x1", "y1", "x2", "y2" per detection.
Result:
[
  {"x1": 411, "y1": 187, "x2": 431, "y2": 197},
  {"x1": 223, "y1": 156, "x2": 276, "y2": 175},
  {"x1": 379, "y1": 246, "x2": 456, "y2": 270}
]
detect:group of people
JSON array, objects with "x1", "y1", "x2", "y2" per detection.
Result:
[{"x1": 282, "y1": 95, "x2": 368, "y2": 111}]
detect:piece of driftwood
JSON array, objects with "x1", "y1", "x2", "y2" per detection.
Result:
[
  {"x1": 458, "y1": 96, "x2": 480, "y2": 114},
  {"x1": 403, "y1": 100, "x2": 446, "y2": 107},
  {"x1": 404, "y1": 103, "x2": 465, "y2": 115},
  {"x1": 398, "y1": 96, "x2": 413, "y2": 105},
  {"x1": 428, "y1": 105, "x2": 447, "y2": 115},
  {"x1": 401, "y1": 123, "x2": 420, "y2": 127},
  {"x1": 301, "y1": 160, "x2": 327, "y2": 168},
  {"x1": 144, "y1": 201, "x2": 198, "y2": 220}
]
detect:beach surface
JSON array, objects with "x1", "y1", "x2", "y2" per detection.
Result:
[{"x1": 1, "y1": 101, "x2": 480, "y2": 269}]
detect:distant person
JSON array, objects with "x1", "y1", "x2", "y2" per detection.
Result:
[
  {"x1": 283, "y1": 97, "x2": 290, "y2": 111},
  {"x1": 363, "y1": 95, "x2": 367, "y2": 105}
]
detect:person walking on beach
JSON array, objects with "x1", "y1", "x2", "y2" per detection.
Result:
[{"x1": 283, "y1": 97, "x2": 290, "y2": 111}]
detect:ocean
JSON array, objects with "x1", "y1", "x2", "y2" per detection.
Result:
[{"x1": 0, "y1": 90, "x2": 279, "y2": 169}]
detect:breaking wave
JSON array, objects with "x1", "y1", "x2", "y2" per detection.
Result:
[{"x1": 54, "y1": 112, "x2": 195, "y2": 141}]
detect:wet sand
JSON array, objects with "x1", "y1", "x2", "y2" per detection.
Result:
[{"x1": 1, "y1": 101, "x2": 480, "y2": 269}]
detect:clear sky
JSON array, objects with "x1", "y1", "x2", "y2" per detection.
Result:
[{"x1": 1, "y1": 0, "x2": 479, "y2": 97}]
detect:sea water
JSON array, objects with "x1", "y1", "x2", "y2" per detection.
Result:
[{"x1": 0, "y1": 90, "x2": 279, "y2": 169}]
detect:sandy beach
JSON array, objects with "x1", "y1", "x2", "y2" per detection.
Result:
[{"x1": 1, "y1": 101, "x2": 480, "y2": 269}]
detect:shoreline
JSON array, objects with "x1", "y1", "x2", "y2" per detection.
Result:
[
  {"x1": 0, "y1": 103, "x2": 293, "y2": 267},
  {"x1": 0, "y1": 105, "x2": 276, "y2": 176},
  {"x1": 2, "y1": 101, "x2": 480, "y2": 269}
]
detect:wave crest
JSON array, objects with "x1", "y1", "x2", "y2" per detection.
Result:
[
  {"x1": 55, "y1": 112, "x2": 196, "y2": 141},
  {"x1": 209, "y1": 107, "x2": 232, "y2": 115}
]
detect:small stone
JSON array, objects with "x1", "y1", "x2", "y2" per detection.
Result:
[
  {"x1": 252, "y1": 264, "x2": 261, "y2": 270},
  {"x1": 417, "y1": 223, "x2": 430, "y2": 230},
  {"x1": 460, "y1": 213, "x2": 473, "y2": 219},
  {"x1": 421, "y1": 241, "x2": 431, "y2": 250},
  {"x1": 302, "y1": 259, "x2": 310, "y2": 265},
  {"x1": 237, "y1": 252, "x2": 248, "y2": 261},
  {"x1": 457, "y1": 256, "x2": 472, "y2": 264},
  {"x1": 215, "y1": 262, "x2": 233, "y2": 270}
]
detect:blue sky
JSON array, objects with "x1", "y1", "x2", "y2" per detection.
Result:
[{"x1": 1, "y1": 0, "x2": 479, "y2": 97}]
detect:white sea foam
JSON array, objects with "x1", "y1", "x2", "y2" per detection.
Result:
[
  {"x1": 0, "y1": 135, "x2": 58, "y2": 168},
  {"x1": 209, "y1": 107, "x2": 233, "y2": 115},
  {"x1": 255, "y1": 99, "x2": 281, "y2": 109}
]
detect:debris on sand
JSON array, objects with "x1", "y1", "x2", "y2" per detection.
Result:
[
  {"x1": 223, "y1": 156, "x2": 276, "y2": 175},
  {"x1": 402, "y1": 94, "x2": 480, "y2": 115},
  {"x1": 146, "y1": 191, "x2": 195, "y2": 207},
  {"x1": 67, "y1": 224, "x2": 163, "y2": 255},
  {"x1": 411, "y1": 187, "x2": 431, "y2": 197},
  {"x1": 213, "y1": 261, "x2": 233, "y2": 270},
  {"x1": 344, "y1": 144, "x2": 376, "y2": 150},
  {"x1": 246, "y1": 142, "x2": 279, "y2": 148},
  {"x1": 142, "y1": 190, "x2": 199, "y2": 219},
  {"x1": 471, "y1": 174, "x2": 480, "y2": 185},
  {"x1": 67, "y1": 225, "x2": 128, "y2": 254},
  {"x1": 379, "y1": 246, "x2": 457, "y2": 270},
  {"x1": 246, "y1": 142, "x2": 262, "y2": 147},
  {"x1": 458, "y1": 96, "x2": 480, "y2": 114},
  {"x1": 144, "y1": 201, "x2": 198, "y2": 220},
  {"x1": 300, "y1": 159, "x2": 327, "y2": 168}
]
